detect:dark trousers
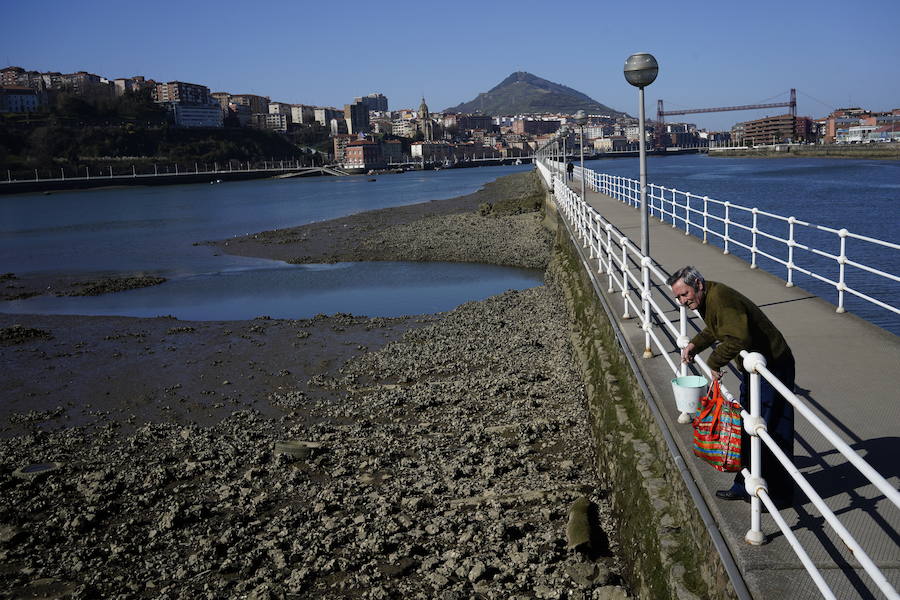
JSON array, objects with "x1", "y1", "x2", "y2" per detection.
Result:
[{"x1": 733, "y1": 350, "x2": 795, "y2": 501}]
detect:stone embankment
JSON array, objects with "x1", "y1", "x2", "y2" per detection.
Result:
[
  {"x1": 0, "y1": 171, "x2": 633, "y2": 599},
  {"x1": 710, "y1": 143, "x2": 900, "y2": 160}
]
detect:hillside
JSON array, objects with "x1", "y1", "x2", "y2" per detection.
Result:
[{"x1": 445, "y1": 71, "x2": 627, "y2": 117}]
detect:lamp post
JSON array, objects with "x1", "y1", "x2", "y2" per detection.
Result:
[
  {"x1": 559, "y1": 126, "x2": 568, "y2": 179},
  {"x1": 624, "y1": 52, "x2": 658, "y2": 257},
  {"x1": 575, "y1": 110, "x2": 587, "y2": 203}
]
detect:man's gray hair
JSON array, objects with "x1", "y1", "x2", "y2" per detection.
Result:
[{"x1": 666, "y1": 266, "x2": 705, "y2": 291}]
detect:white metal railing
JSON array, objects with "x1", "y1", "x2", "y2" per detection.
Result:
[
  {"x1": 534, "y1": 156, "x2": 900, "y2": 599},
  {"x1": 577, "y1": 167, "x2": 899, "y2": 320}
]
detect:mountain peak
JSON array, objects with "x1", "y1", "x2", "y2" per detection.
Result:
[{"x1": 445, "y1": 71, "x2": 626, "y2": 117}]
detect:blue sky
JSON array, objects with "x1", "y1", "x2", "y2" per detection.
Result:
[{"x1": 4, "y1": 0, "x2": 898, "y2": 131}]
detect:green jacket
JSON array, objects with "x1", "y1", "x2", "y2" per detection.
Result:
[{"x1": 690, "y1": 281, "x2": 790, "y2": 372}]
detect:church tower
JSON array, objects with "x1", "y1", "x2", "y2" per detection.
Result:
[{"x1": 418, "y1": 96, "x2": 433, "y2": 142}]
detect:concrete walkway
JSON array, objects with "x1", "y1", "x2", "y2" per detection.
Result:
[{"x1": 562, "y1": 178, "x2": 900, "y2": 599}]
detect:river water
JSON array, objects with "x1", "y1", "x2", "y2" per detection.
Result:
[
  {"x1": 584, "y1": 154, "x2": 899, "y2": 334},
  {"x1": 1, "y1": 157, "x2": 897, "y2": 332},
  {"x1": 0, "y1": 165, "x2": 541, "y2": 319}
]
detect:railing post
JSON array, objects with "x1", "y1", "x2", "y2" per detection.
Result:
[
  {"x1": 837, "y1": 229, "x2": 848, "y2": 313},
  {"x1": 607, "y1": 224, "x2": 615, "y2": 292},
  {"x1": 702, "y1": 196, "x2": 709, "y2": 244},
  {"x1": 684, "y1": 194, "x2": 691, "y2": 235},
  {"x1": 620, "y1": 236, "x2": 630, "y2": 319},
  {"x1": 723, "y1": 202, "x2": 731, "y2": 255},
  {"x1": 597, "y1": 220, "x2": 604, "y2": 275},
  {"x1": 671, "y1": 189, "x2": 677, "y2": 227},
  {"x1": 743, "y1": 352, "x2": 768, "y2": 546},
  {"x1": 587, "y1": 209, "x2": 594, "y2": 259},
  {"x1": 751, "y1": 208, "x2": 759, "y2": 269},
  {"x1": 641, "y1": 257, "x2": 652, "y2": 358},
  {"x1": 676, "y1": 312, "x2": 692, "y2": 423},
  {"x1": 786, "y1": 217, "x2": 796, "y2": 287}
]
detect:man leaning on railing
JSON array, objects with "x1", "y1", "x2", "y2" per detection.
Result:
[{"x1": 667, "y1": 265, "x2": 796, "y2": 509}]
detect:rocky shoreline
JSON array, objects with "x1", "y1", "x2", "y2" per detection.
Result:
[{"x1": 0, "y1": 171, "x2": 630, "y2": 599}]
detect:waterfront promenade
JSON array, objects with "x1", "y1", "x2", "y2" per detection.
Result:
[{"x1": 559, "y1": 176, "x2": 900, "y2": 599}]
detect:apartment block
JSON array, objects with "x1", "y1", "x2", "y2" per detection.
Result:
[
  {"x1": 230, "y1": 94, "x2": 271, "y2": 115},
  {"x1": 314, "y1": 107, "x2": 342, "y2": 127},
  {"x1": 290, "y1": 104, "x2": 316, "y2": 125},
  {"x1": 355, "y1": 93, "x2": 388, "y2": 112},
  {"x1": 269, "y1": 102, "x2": 293, "y2": 122},
  {"x1": 332, "y1": 134, "x2": 355, "y2": 163},
  {"x1": 114, "y1": 76, "x2": 156, "y2": 96},
  {"x1": 249, "y1": 112, "x2": 288, "y2": 132},
  {"x1": 512, "y1": 119, "x2": 561, "y2": 135},
  {"x1": 154, "y1": 81, "x2": 210, "y2": 105},
  {"x1": 445, "y1": 113, "x2": 494, "y2": 132},
  {"x1": 391, "y1": 119, "x2": 417, "y2": 138},
  {"x1": 742, "y1": 114, "x2": 811, "y2": 145},
  {"x1": 344, "y1": 100, "x2": 370, "y2": 134}
]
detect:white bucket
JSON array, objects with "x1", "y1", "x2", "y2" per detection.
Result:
[{"x1": 671, "y1": 375, "x2": 708, "y2": 413}]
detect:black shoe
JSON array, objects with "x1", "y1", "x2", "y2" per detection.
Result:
[{"x1": 715, "y1": 488, "x2": 750, "y2": 501}]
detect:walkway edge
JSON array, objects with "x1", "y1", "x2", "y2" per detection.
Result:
[{"x1": 548, "y1": 184, "x2": 751, "y2": 599}]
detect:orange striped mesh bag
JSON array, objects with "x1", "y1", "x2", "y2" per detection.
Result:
[{"x1": 692, "y1": 380, "x2": 743, "y2": 472}]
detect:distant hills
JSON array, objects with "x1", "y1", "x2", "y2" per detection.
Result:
[{"x1": 445, "y1": 71, "x2": 628, "y2": 117}]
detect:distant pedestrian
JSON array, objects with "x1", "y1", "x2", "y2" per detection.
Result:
[
  {"x1": 667, "y1": 265, "x2": 795, "y2": 508},
  {"x1": 566, "y1": 161, "x2": 574, "y2": 181}
]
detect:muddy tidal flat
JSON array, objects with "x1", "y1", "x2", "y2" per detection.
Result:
[{"x1": 0, "y1": 171, "x2": 630, "y2": 599}]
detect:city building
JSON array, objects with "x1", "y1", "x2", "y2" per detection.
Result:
[
  {"x1": 344, "y1": 100, "x2": 370, "y2": 134},
  {"x1": 741, "y1": 113, "x2": 812, "y2": 145},
  {"x1": 230, "y1": 94, "x2": 271, "y2": 115},
  {"x1": 874, "y1": 123, "x2": 900, "y2": 142},
  {"x1": 226, "y1": 102, "x2": 252, "y2": 127},
  {"x1": 332, "y1": 134, "x2": 355, "y2": 163},
  {"x1": 593, "y1": 136, "x2": 630, "y2": 152},
  {"x1": 512, "y1": 119, "x2": 561, "y2": 135},
  {"x1": 1, "y1": 66, "x2": 115, "y2": 99},
  {"x1": 169, "y1": 102, "x2": 224, "y2": 128},
  {"x1": 391, "y1": 118, "x2": 417, "y2": 138},
  {"x1": 382, "y1": 139, "x2": 404, "y2": 164},
  {"x1": 370, "y1": 116, "x2": 393, "y2": 135},
  {"x1": 252, "y1": 112, "x2": 288, "y2": 132},
  {"x1": 290, "y1": 104, "x2": 316, "y2": 125},
  {"x1": 0, "y1": 86, "x2": 41, "y2": 112},
  {"x1": 211, "y1": 92, "x2": 232, "y2": 111},
  {"x1": 113, "y1": 76, "x2": 156, "y2": 97},
  {"x1": 314, "y1": 106, "x2": 342, "y2": 127},
  {"x1": 269, "y1": 102, "x2": 293, "y2": 125},
  {"x1": 444, "y1": 113, "x2": 494, "y2": 132},
  {"x1": 343, "y1": 139, "x2": 385, "y2": 171},
  {"x1": 354, "y1": 93, "x2": 388, "y2": 112},
  {"x1": 329, "y1": 117, "x2": 348, "y2": 135},
  {"x1": 154, "y1": 81, "x2": 210, "y2": 105}
]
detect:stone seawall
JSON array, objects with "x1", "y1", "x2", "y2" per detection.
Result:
[
  {"x1": 544, "y1": 192, "x2": 737, "y2": 600},
  {"x1": 710, "y1": 143, "x2": 899, "y2": 160}
]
